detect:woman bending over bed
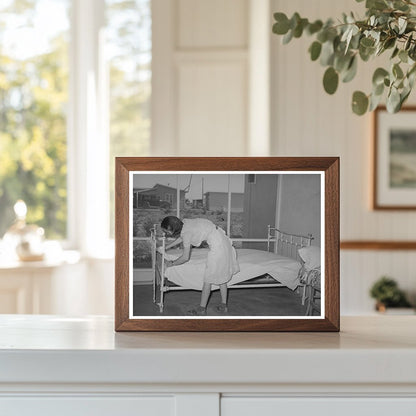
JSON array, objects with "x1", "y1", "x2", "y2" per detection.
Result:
[{"x1": 161, "y1": 216, "x2": 239, "y2": 316}]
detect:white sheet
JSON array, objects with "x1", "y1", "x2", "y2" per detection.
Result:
[{"x1": 164, "y1": 248, "x2": 301, "y2": 291}]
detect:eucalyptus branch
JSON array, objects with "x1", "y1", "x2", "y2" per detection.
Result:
[
  {"x1": 397, "y1": 32, "x2": 416, "y2": 44},
  {"x1": 272, "y1": 0, "x2": 416, "y2": 114}
]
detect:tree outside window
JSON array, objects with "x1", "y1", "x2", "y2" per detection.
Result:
[
  {"x1": 0, "y1": 0, "x2": 70, "y2": 239},
  {"x1": 0, "y1": 0, "x2": 152, "y2": 245}
]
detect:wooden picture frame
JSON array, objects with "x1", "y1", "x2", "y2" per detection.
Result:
[
  {"x1": 374, "y1": 106, "x2": 416, "y2": 210},
  {"x1": 115, "y1": 157, "x2": 339, "y2": 332}
]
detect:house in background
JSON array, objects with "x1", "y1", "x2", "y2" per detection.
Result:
[
  {"x1": 204, "y1": 192, "x2": 244, "y2": 212},
  {"x1": 192, "y1": 199, "x2": 204, "y2": 209},
  {"x1": 133, "y1": 184, "x2": 185, "y2": 209}
]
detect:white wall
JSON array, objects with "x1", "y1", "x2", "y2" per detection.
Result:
[
  {"x1": 271, "y1": 0, "x2": 416, "y2": 313},
  {"x1": 152, "y1": 0, "x2": 250, "y2": 156},
  {"x1": 50, "y1": 259, "x2": 114, "y2": 315}
]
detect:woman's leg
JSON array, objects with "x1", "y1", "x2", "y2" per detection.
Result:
[
  {"x1": 200, "y1": 282, "x2": 212, "y2": 307},
  {"x1": 186, "y1": 283, "x2": 210, "y2": 315},
  {"x1": 215, "y1": 283, "x2": 228, "y2": 313},
  {"x1": 219, "y1": 283, "x2": 227, "y2": 304}
]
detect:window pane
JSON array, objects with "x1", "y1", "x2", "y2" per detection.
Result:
[
  {"x1": 0, "y1": 0, "x2": 70, "y2": 239},
  {"x1": 132, "y1": 174, "x2": 176, "y2": 269},
  {"x1": 229, "y1": 174, "x2": 245, "y2": 239},
  {"x1": 179, "y1": 174, "x2": 229, "y2": 232},
  {"x1": 133, "y1": 174, "x2": 178, "y2": 237},
  {"x1": 133, "y1": 240, "x2": 152, "y2": 268},
  {"x1": 106, "y1": 0, "x2": 152, "y2": 237}
]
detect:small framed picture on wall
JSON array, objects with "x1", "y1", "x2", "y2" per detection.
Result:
[
  {"x1": 115, "y1": 157, "x2": 339, "y2": 332},
  {"x1": 374, "y1": 106, "x2": 416, "y2": 209}
]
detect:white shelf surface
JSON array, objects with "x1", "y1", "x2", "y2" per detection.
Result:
[{"x1": 0, "y1": 315, "x2": 415, "y2": 389}]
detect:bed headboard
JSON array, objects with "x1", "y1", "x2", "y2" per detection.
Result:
[{"x1": 267, "y1": 225, "x2": 313, "y2": 261}]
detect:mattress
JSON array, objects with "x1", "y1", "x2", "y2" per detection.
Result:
[{"x1": 163, "y1": 248, "x2": 301, "y2": 291}]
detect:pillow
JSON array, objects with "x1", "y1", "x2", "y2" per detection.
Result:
[{"x1": 298, "y1": 246, "x2": 321, "y2": 270}]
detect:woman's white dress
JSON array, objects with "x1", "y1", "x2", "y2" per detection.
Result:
[{"x1": 180, "y1": 218, "x2": 239, "y2": 285}]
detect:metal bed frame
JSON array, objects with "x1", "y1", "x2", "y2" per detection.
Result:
[{"x1": 151, "y1": 225, "x2": 315, "y2": 313}]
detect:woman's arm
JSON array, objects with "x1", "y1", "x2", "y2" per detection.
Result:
[
  {"x1": 165, "y1": 236, "x2": 183, "y2": 250},
  {"x1": 168, "y1": 244, "x2": 191, "y2": 267}
]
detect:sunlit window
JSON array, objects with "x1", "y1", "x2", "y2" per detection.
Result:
[
  {"x1": 0, "y1": 0, "x2": 70, "y2": 239},
  {"x1": 0, "y1": 0, "x2": 152, "y2": 248}
]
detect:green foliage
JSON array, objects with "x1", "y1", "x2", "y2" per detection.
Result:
[
  {"x1": 309, "y1": 41, "x2": 322, "y2": 61},
  {"x1": 369, "y1": 276, "x2": 411, "y2": 307},
  {"x1": 272, "y1": 0, "x2": 416, "y2": 115},
  {"x1": 0, "y1": 5, "x2": 69, "y2": 238},
  {"x1": 352, "y1": 90, "x2": 369, "y2": 114},
  {"x1": 0, "y1": 0, "x2": 152, "y2": 239},
  {"x1": 273, "y1": 13, "x2": 290, "y2": 35},
  {"x1": 323, "y1": 67, "x2": 339, "y2": 94}
]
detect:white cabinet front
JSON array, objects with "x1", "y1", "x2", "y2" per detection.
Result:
[
  {"x1": 222, "y1": 397, "x2": 416, "y2": 416},
  {"x1": 1, "y1": 396, "x2": 175, "y2": 416}
]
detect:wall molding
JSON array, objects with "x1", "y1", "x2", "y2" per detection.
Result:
[{"x1": 341, "y1": 241, "x2": 416, "y2": 250}]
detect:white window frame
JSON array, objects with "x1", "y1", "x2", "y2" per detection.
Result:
[
  {"x1": 66, "y1": 0, "x2": 270, "y2": 257},
  {"x1": 69, "y1": 0, "x2": 154, "y2": 258},
  {"x1": 68, "y1": 0, "x2": 110, "y2": 258}
]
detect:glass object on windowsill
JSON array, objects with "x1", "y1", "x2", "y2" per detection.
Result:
[{"x1": 3, "y1": 200, "x2": 45, "y2": 262}]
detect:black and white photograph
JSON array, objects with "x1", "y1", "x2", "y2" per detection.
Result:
[{"x1": 130, "y1": 172, "x2": 323, "y2": 318}]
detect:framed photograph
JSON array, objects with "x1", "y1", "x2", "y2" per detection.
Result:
[
  {"x1": 115, "y1": 157, "x2": 339, "y2": 332},
  {"x1": 374, "y1": 106, "x2": 416, "y2": 209}
]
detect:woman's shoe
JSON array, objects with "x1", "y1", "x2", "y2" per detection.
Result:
[
  {"x1": 215, "y1": 303, "x2": 228, "y2": 313},
  {"x1": 186, "y1": 306, "x2": 207, "y2": 316}
]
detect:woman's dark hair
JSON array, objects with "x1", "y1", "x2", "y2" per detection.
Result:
[{"x1": 161, "y1": 216, "x2": 183, "y2": 237}]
